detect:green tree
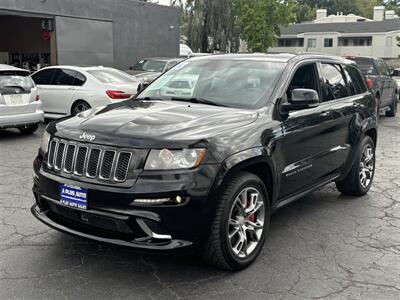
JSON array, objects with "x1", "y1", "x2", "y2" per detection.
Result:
[
  {"x1": 234, "y1": 0, "x2": 297, "y2": 52},
  {"x1": 383, "y1": 0, "x2": 400, "y2": 15},
  {"x1": 296, "y1": 3, "x2": 316, "y2": 22},
  {"x1": 356, "y1": 0, "x2": 381, "y2": 19},
  {"x1": 180, "y1": 0, "x2": 241, "y2": 53},
  {"x1": 329, "y1": 0, "x2": 361, "y2": 15},
  {"x1": 295, "y1": 0, "x2": 392, "y2": 21}
]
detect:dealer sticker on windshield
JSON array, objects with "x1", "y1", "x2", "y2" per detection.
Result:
[{"x1": 59, "y1": 184, "x2": 88, "y2": 210}]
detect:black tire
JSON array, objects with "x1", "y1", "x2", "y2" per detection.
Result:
[
  {"x1": 18, "y1": 124, "x2": 39, "y2": 134},
  {"x1": 202, "y1": 172, "x2": 270, "y2": 271},
  {"x1": 385, "y1": 92, "x2": 397, "y2": 117},
  {"x1": 71, "y1": 101, "x2": 91, "y2": 116},
  {"x1": 336, "y1": 136, "x2": 375, "y2": 196}
]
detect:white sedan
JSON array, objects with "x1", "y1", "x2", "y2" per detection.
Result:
[
  {"x1": 0, "y1": 64, "x2": 44, "y2": 134},
  {"x1": 31, "y1": 66, "x2": 139, "y2": 118}
]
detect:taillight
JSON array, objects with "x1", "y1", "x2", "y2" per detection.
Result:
[
  {"x1": 106, "y1": 90, "x2": 131, "y2": 99},
  {"x1": 366, "y1": 79, "x2": 373, "y2": 89},
  {"x1": 35, "y1": 95, "x2": 40, "y2": 101}
]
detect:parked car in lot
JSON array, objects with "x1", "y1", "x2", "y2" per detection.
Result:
[
  {"x1": 180, "y1": 43, "x2": 193, "y2": 57},
  {"x1": 31, "y1": 66, "x2": 139, "y2": 118},
  {"x1": 32, "y1": 53, "x2": 377, "y2": 270},
  {"x1": 392, "y1": 68, "x2": 400, "y2": 95},
  {"x1": 346, "y1": 56, "x2": 397, "y2": 116},
  {"x1": 126, "y1": 57, "x2": 184, "y2": 83},
  {"x1": 0, "y1": 64, "x2": 43, "y2": 134}
]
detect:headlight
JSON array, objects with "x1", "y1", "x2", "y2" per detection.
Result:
[
  {"x1": 144, "y1": 148, "x2": 206, "y2": 170},
  {"x1": 40, "y1": 130, "x2": 51, "y2": 153}
]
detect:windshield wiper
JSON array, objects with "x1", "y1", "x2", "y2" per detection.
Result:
[{"x1": 169, "y1": 97, "x2": 227, "y2": 107}]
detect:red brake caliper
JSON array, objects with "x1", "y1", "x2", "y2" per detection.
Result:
[
  {"x1": 249, "y1": 213, "x2": 255, "y2": 222},
  {"x1": 247, "y1": 194, "x2": 256, "y2": 222}
]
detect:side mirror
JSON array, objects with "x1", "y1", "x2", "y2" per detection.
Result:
[
  {"x1": 137, "y1": 82, "x2": 150, "y2": 93},
  {"x1": 282, "y1": 88, "x2": 319, "y2": 111}
]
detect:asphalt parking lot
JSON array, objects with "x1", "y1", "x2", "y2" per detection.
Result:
[{"x1": 1, "y1": 113, "x2": 400, "y2": 300}]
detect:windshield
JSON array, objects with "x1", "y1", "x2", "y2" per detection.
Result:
[
  {"x1": 0, "y1": 71, "x2": 34, "y2": 93},
  {"x1": 138, "y1": 59, "x2": 286, "y2": 109},
  {"x1": 351, "y1": 58, "x2": 378, "y2": 76},
  {"x1": 87, "y1": 69, "x2": 137, "y2": 84},
  {"x1": 132, "y1": 60, "x2": 167, "y2": 72}
]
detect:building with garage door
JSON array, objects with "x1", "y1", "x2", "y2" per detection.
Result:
[{"x1": 0, "y1": 0, "x2": 179, "y2": 71}]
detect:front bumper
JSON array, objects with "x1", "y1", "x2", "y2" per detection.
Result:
[
  {"x1": 32, "y1": 155, "x2": 221, "y2": 251},
  {"x1": 31, "y1": 203, "x2": 190, "y2": 251}
]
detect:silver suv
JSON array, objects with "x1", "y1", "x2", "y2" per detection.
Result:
[{"x1": 0, "y1": 65, "x2": 44, "y2": 134}]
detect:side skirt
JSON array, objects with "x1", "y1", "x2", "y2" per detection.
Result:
[{"x1": 271, "y1": 174, "x2": 341, "y2": 214}]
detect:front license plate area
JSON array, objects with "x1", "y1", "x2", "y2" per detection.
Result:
[{"x1": 59, "y1": 184, "x2": 88, "y2": 210}]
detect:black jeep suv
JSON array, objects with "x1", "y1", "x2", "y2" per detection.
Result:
[{"x1": 32, "y1": 54, "x2": 377, "y2": 270}]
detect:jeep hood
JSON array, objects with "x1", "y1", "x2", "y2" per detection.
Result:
[{"x1": 51, "y1": 100, "x2": 258, "y2": 148}]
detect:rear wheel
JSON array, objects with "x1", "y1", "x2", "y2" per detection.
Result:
[
  {"x1": 18, "y1": 124, "x2": 39, "y2": 134},
  {"x1": 386, "y1": 92, "x2": 397, "y2": 117},
  {"x1": 202, "y1": 172, "x2": 270, "y2": 270},
  {"x1": 336, "y1": 136, "x2": 375, "y2": 196},
  {"x1": 71, "y1": 101, "x2": 91, "y2": 116}
]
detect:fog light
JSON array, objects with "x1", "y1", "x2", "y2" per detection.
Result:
[
  {"x1": 133, "y1": 196, "x2": 188, "y2": 205},
  {"x1": 134, "y1": 198, "x2": 171, "y2": 204},
  {"x1": 175, "y1": 196, "x2": 182, "y2": 204}
]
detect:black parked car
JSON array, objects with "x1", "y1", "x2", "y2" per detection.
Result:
[
  {"x1": 346, "y1": 56, "x2": 397, "y2": 117},
  {"x1": 32, "y1": 54, "x2": 377, "y2": 270}
]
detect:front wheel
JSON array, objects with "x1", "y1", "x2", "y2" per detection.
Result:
[
  {"x1": 18, "y1": 124, "x2": 39, "y2": 134},
  {"x1": 336, "y1": 136, "x2": 375, "y2": 196},
  {"x1": 202, "y1": 172, "x2": 270, "y2": 270}
]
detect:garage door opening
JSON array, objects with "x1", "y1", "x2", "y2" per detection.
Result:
[{"x1": 0, "y1": 14, "x2": 56, "y2": 71}]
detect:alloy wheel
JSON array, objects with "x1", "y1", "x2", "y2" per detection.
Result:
[
  {"x1": 359, "y1": 144, "x2": 374, "y2": 189},
  {"x1": 228, "y1": 187, "x2": 265, "y2": 258},
  {"x1": 72, "y1": 103, "x2": 90, "y2": 115}
]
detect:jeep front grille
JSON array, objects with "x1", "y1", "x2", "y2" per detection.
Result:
[{"x1": 46, "y1": 139, "x2": 132, "y2": 183}]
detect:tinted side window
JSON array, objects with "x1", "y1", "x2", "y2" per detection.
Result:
[
  {"x1": 377, "y1": 61, "x2": 390, "y2": 76},
  {"x1": 31, "y1": 69, "x2": 55, "y2": 85},
  {"x1": 286, "y1": 64, "x2": 319, "y2": 101},
  {"x1": 320, "y1": 64, "x2": 349, "y2": 101},
  {"x1": 51, "y1": 69, "x2": 76, "y2": 85},
  {"x1": 342, "y1": 67, "x2": 356, "y2": 96},
  {"x1": 345, "y1": 65, "x2": 367, "y2": 94},
  {"x1": 73, "y1": 72, "x2": 86, "y2": 86}
]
